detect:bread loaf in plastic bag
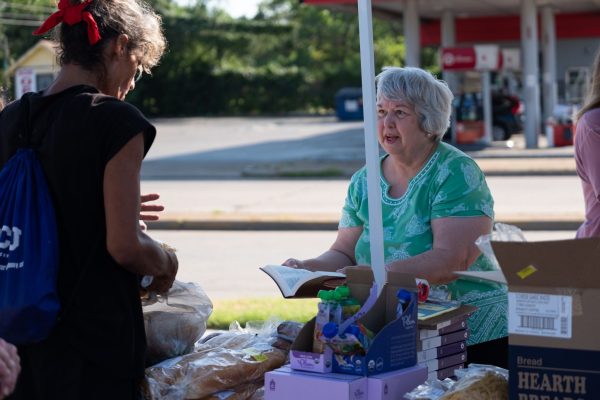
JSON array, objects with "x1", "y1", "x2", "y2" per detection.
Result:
[{"x1": 143, "y1": 281, "x2": 213, "y2": 366}]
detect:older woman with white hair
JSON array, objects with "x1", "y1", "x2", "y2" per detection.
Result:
[{"x1": 284, "y1": 66, "x2": 507, "y2": 367}]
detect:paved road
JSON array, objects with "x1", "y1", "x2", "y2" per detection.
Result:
[
  {"x1": 142, "y1": 116, "x2": 576, "y2": 179},
  {"x1": 149, "y1": 230, "x2": 577, "y2": 300},
  {"x1": 142, "y1": 175, "x2": 584, "y2": 230}
]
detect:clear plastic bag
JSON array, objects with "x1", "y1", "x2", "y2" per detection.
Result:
[
  {"x1": 142, "y1": 320, "x2": 287, "y2": 400},
  {"x1": 404, "y1": 378, "x2": 455, "y2": 400},
  {"x1": 404, "y1": 364, "x2": 509, "y2": 400},
  {"x1": 143, "y1": 280, "x2": 213, "y2": 366},
  {"x1": 475, "y1": 222, "x2": 526, "y2": 270},
  {"x1": 439, "y1": 364, "x2": 509, "y2": 400}
]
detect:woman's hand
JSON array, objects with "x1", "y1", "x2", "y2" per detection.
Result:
[
  {"x1": 147, "y1": 250, "x2": 178, "y2": 294},
  {"x1": 139, "y1": 193, "x2": 164, "y2": 231},
  {"x1": 0, "y1": 338, "x2": 20, "y2": 399},
  {"x1": 282, "y1": 258, "x2": 307, "y2": 269}
]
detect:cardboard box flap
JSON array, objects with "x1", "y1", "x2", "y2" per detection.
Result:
[
  {"x1": 345, "y1": 268, "x2": 417, "y2": 289},
  {"x1": 345, "y1": 267, "x2": 375, "y2": 284},
  {"x1": 492, "y1": 238, "x2": 600, "y2": 288}
]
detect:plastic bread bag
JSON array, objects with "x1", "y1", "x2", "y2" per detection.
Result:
[
  {"x1": 201, "y1": 379, "x2": 264, "y2": 400},
  {"x1": 438, "y1": 364, "x2": 509, "y2": 400},
  {"x1": 404, "y1": 378, "x2": 456, "y2": 400},
  {"x1": 142, "y1": 321, "x2": 287, "y2": 400},
  {"x1": 143, "y1": 280, "x2": 213, "y2": 366},
  {"x1": 475, "y1": 222, "x2": 526, "y2": 270}
]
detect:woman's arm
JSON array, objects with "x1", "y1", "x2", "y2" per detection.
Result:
[
  {"x1": 0, "y1": 338, "x2": 19, "y2": 399},
  {"x1": 385, "y1": 216, "x2": 492, "y2": 284},
  {"x1": 283, "y1": 226, "x2": 362, "y2": 272},
  {"x1": 104, "y1": 133, "x2": 178, "y2": 293}
]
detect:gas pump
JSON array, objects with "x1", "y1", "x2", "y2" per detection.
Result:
[
  {"x1": 545, "y1": 66, "x2": 588, "y2": 147},
  {"x1": 441, "y1": 45, "x2": 521, "y2": 145}
]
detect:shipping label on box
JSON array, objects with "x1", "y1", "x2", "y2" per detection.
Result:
[
  {"x1": 508, "y1": 292, "x2": 572, "y2": 338},
  {"x1": 492, "y1": 239, "x2": 600, "y2": 400}
]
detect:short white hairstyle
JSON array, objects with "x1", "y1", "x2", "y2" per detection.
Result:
[{"x1": 375, "y1": 67, "x2": 453, "y2": 140}]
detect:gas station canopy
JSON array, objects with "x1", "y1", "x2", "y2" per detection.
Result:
[
  {"x1": 302, "y1": 0, "x2": 600, "y2": 18},
  {"x1": 302, "y1": 0, "x2": 600, "y2": 149}
]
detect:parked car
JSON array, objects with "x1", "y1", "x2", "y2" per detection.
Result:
[{"x1": 453, "y1": 92, "x2": 523, "y2": 141}]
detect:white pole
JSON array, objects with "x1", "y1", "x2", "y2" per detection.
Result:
[
  {"x1": 403, "y1": 0, "x2": 420, "y2": 67},
  {"x1": 482, "y1": 70, "x2": 493, "y2": 144},
  {"x1": 541, "y1": 6, "x2": 557, "y2": 128},
  {"x1": 441, "y1": 10, "x2": 458, "y2": 145},
  {"x1": 521, "y1": 0, "x2": 540, "y2": 148},
  {"x1": 357, "y1": 0, "x2": 385, "y2": 294}
]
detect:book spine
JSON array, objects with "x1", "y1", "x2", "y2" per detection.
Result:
[
  {"x1": 419, "y1": 313, "x2": 471, "y2": 330},
  {"x1": 418, "y1": 319, "x2": 468, "y2": 339},
  {"x1": 437, "y1": 340, "x2": 467, "y2": 359},
  {"x1": 421, "y1": 351, "x2": 467, "y2": 371},
  {"x1": 427, "y1": 362, "x2": 465, "y2": 381},
  {"x1": 417, "y1": 340, "x2": 467, "y2": 362},
  {"x1": 418, "y1": 330, "x2": 469, "y2": 352},
  {"x1": 440, "y1": 329, "x2": 469, "y2": 347}
]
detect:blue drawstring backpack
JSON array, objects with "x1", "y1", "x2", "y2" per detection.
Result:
[{"x1": 0, "y1": 95, "x2": 60, "y2": 344}]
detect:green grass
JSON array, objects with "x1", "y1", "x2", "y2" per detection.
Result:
[{"x1": 207, "y1": 297, "x2": 319, "y2": 330}]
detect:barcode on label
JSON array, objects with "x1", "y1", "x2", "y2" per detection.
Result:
[
  {"x1": 520, "y1": 315, "x2": 555, "y2": 330},
  {"x1": 560, "y1": 317, "x2": 568, "y2": 335}
]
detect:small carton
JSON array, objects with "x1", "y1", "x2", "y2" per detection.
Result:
[
  {"x1": 419, "y1": 351, "x2": 467, "y2": 373},
  {"x1": 417, "y1": 329, "x2": 469, "y2": 351},
  {"x1": 461, "y1": 239, "x2": 600, "y2": 399},
  {"x1": 417, "y1": 340, "x2": 467, "y2": 363},
  {"x1": 290, "y1": 269, "x2": 418, "y2": 376},
  {"x1": 289, "y1": 321, "x2": 333, "y2": 373},
  {"x1": 264, "y1": 365, "x2": 368, "y2": 400},
  {"x1": 367, "y1": 364, "x2": 427, "y2": 400}
]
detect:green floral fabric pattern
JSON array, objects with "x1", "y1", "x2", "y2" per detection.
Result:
[{"x1": 339, "y1": 142, "x2": 507, "y2": 345}]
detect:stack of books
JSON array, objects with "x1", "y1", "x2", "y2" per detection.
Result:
[{"x1": 417, "y1": 301, "x2": 475, "y2": 381}]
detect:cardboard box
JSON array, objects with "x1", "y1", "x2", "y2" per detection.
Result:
[
  {"x1": 427, "y1": 362, "x2": 465, "y2": 381},
  {"x1": 463, "y1": 239, "x2": 600, "y2": 399},
  {"x1": 290, "y1": 269, "x2": 418, "y2": 376},
  {"x1": 289, "y1": 326, "x2": 333, "y2": 373},
  {"x1": 264, "y1": 366, "x2": 367, "y2": 400},
  {"x1": 418, "y1": 318, "x2": 468, "y2": 340},
  {"x1": 419, "y1": 351, "x2": 467, "y2": 372},
  {"x1": 417, "y1": 329, "x2": 469, "y2": 351},
  {"x1": 265, "y1": 364, "x2": 426, "y2": 400},
  {"x1": 367, "y1": 364, "x2": 427, "y2": 400},
  {"x1": 417, "y1": 340, "x2": 467, "y2": 363}
]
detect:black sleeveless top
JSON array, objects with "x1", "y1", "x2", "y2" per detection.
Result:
[{"x1": 0, "y1": 85, "x2": 155, "y2": 378}]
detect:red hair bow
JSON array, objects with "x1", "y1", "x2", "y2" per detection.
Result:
[{"x1": 33, "y1": 0, "x2": 101, "y2": 45}]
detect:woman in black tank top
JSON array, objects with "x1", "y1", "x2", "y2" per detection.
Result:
[{"x1": 0, "y1": 0, "x2": 178, "y2": 398}]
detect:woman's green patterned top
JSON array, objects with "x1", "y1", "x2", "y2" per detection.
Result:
[{"x1": 339, "y1": 141, "x2": 507, "y2": 345}]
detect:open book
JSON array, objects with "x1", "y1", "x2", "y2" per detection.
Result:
[{"x1": 260, "y1": 265, "x2": 346, "y2": 298}]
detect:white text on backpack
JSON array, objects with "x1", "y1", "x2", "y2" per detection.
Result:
[{"x1": 0, "y1": 225, "x2": 22, "y2": 251}]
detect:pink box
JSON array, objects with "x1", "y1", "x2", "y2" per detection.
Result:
[
  {"x1": 367, "y1": 365, "x2": 427, "y2": 400},
  {"x1": 264, "y1": 366, "x2": 367, "y2": 400}
]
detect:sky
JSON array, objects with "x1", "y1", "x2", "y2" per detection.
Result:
[{"x1": 208, "y1": 0, "x2": 262, "y2": 18}]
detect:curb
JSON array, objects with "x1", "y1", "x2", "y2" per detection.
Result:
[{"x1": 146, "y1": 218, "x2": 581, "y2": 231}]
